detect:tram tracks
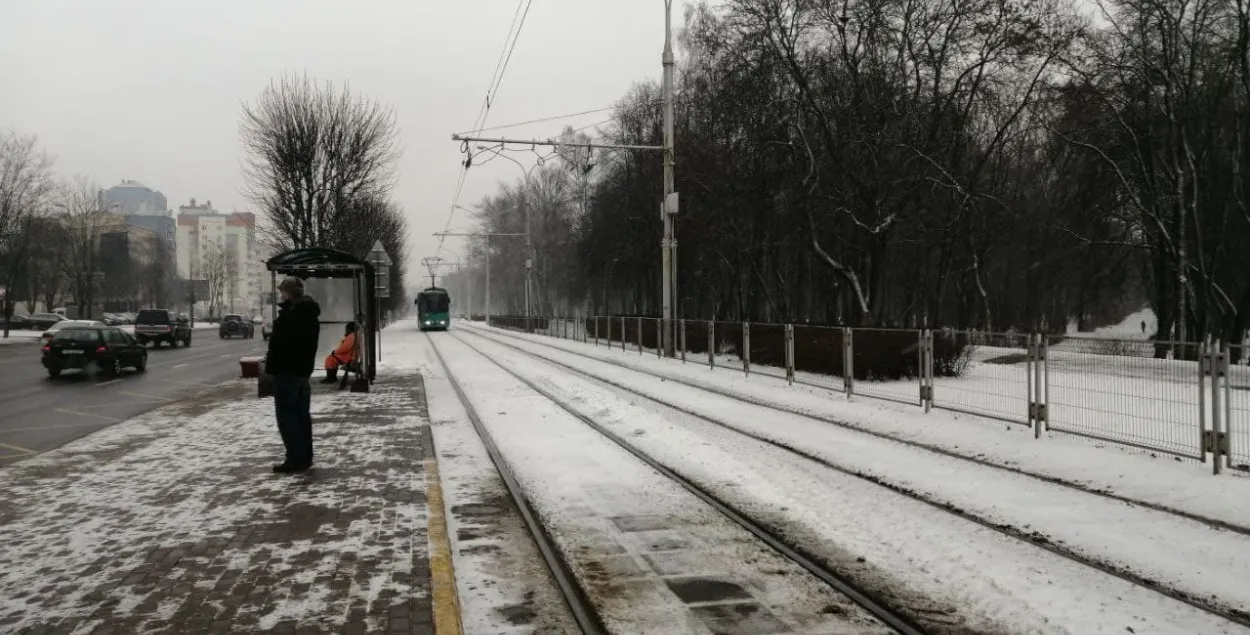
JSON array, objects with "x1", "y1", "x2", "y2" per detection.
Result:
[
  {"x1": 451, "y1": 325, "x2": 1250, "y2": 632},
  {"x1": 463, "y1": 324, "x2": 1250, "y2": 540},
  {"x1": 426, "y1": 331, "x2": 928, "y2": 635}
]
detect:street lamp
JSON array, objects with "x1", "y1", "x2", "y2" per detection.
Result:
[{"x1": 367, "y1": 240, "x2": 392, "y2": 361}]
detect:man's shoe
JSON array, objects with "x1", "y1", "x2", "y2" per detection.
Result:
[{"x1": 273, "y1": 462, "x2": 310, "y2": 473}]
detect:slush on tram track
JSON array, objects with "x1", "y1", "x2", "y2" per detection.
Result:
[
  {"x1": 426, "y1": 331, "x2": 926, "y2": 635},
  {"x1": 435, "y1": 323, "x2": 1250, "y2": 634}
]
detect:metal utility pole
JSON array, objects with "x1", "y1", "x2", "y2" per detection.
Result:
[
  {"x1": 433, "y1": 231, "x2": 524, "y2": 324},
  {"x1": 660, "y1": 0, "x2": 679, "y2": 358},
  {"x1": 523, "y1": 196, "x2": 533, "y2": 329},
  {"x1": 450, "y1": 1, "x2": 681, "y2": 351}
]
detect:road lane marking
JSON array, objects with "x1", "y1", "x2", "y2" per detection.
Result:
[
  {"x1": 173, "y1": 363, "x2": 188, "y2": 369},
  {"x1": 118, "y1": 391, "x2": 175, "y2": 402},
  {"x1": 94, "y1": 379, "x2": 121, "y2": 387},
  {"x1": 0, "y1": 421, "x2": 108, "y2": 434},
  {"x1": 0, "y1": 441, "x2": 37, "y2": 456},
  {"x1": 54, "y1": 408, "x2": 123, "y2": 423}
]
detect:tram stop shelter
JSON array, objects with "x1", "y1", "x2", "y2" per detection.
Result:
[{"x1": 266, "y1": 247, "x2": 378, "y2": 389}]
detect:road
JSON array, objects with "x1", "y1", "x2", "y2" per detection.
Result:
[{"x1": 0, "y1": 331, "x2": 267, "y2": 466}]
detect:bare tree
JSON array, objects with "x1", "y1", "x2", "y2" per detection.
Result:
[
  {"x1": 224, "y1": 249, "x2": 241, "y2": 313},
  {"x1": 203, "y1": 247, "x2": 230, "y2": 318},
  {"x1": 329, "y1": 194, "x2": 410, "y2": 310},
  {"x1": 56, "y1": 176, "x2": 111, "y2": 320},
  {"x1": 0, "y1": 131, "x2": 55, "y2": 336},
  {"x1": 240, "y1": 73, "x2": 401, "y2": 250}
]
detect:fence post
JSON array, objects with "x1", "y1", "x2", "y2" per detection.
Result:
[
  {"x1": 1027, "y1": 334, "x2": 1036, "y2": 433},
  {"x1": 1224, "y1": 342, "x2": 1233, "y2": 470},
  {"x1": 920, "y1": 330, "x2": 934, "y2": 412},
  {"x1": 1028, "y1": 333, "x2": 1049, "y2": 439},
  {"x1": 1042, "y1": 334, "x2": 1050, "y2": 434},
  {"x1": 1200, "y1": 338, "x2": 1209, "y2": 464},
  {"x1": 636, "y1": 316, "x2": 643, "y2": 354},
  {"x1": 1203, "y1": 340, "x2": 1230, "y2": 475},
  {"x1": 620, "y1": 316, "x2": 626, "y2": 352},
  {"x1": 656, "y1": 318, "x2": 662, "y2": 359},
  {"x1": 594, "y1": 316, "x2": 600, "y2": 346},
  {"x1": 680, "y1": 319, "x2": 687, "y2": 363},
  {"x1": 917, "y1": 329, "x2": 926, "y2": 407},
  {"x1": 708, "y1": 320, "x2": 715, "y2": 369},
  {"x1": 743, "y1": 321, "x2": 751, "y2": 377},
  {"x1": 785, "y1": 323, "x2": 795, "y2": 385},
  {"x1": 843, "y1": 328, "x2": 854, "y2": 397}
]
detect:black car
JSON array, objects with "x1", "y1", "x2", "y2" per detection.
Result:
[
  {"x1": 219, "y1": 314, "x2": 255, "y2": 339},
  {"x1": 134, "y1": 309, "x2": 192, "y2": 348},
  {"x1": 42, "y1": 325, "x2": 148, "y2": 379}
]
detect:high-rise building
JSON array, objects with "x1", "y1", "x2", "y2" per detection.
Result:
[
  {"x1": 100, "y1": 181, "x2": 176, "y2": 307},
  {"x1": 175, "y1": 199, "x2": 263, "y2": 315},
  {"x1": 102, "y1": 180, "x2": 168, "y2": 216}
]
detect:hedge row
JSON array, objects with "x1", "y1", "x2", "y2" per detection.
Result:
[{"x1": 586, "y1": 317, "x2": 972, "y2": 380}]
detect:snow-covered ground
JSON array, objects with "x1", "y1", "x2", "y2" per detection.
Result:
[
  {"x1": 0, "y1": 378, "x2": 432, "y2": 634},
  {"x1": 458, "y1": 327, "x2": 1250, "y2": 620},
  {"x1": 408, "y1": 330, "x2": 896, "y2": 634},
  {"x1": 532, "y1": 316, "x2": 1250, "y2": 470},
  {"x1": 415, "y1": 340, "x2": 582, "y2": 635},
  {"x1": 378, "y1": 321, "x2": 1249, "y2": 633},
  {"x1": 0, "y1": 330, "x2": 41, "y2": 346},
  {"x1": 1067, "y1": 307, "x2": 1158, "y2": 339},
  {"x1": 470, "y1": 323, "x2": 1250, "y2": 525}
]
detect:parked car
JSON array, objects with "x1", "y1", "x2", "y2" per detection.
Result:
[
  {"x1": 27, "y1": 313, "x2": 64, "y2": 330},
  {"x1": 219, "y1": 314, "x2": 255, "y2": 339},
  {"x1": 41, "y1": 319, "x2": 104, "y2": 345},
  {"x1": 1, "y1": 314, "x2": 30, "y2": 329},
  {"x1": 134, "y1": 309, "x2": 193, "y2": 348},
  {"x1": 261, "y1": 317, "x2": 272, "y2": 341},
  {"x1": 42, "y1": 324, "x2": 148, "y2": 379}
]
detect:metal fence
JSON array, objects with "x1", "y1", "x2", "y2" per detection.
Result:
[{"x1": 486, "y1": 315, "x2": 1245, "y2": 475}]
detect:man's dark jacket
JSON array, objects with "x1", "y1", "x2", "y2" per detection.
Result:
[{"x1": 266, "y1": 295, "x2": 321, "y2": 377}]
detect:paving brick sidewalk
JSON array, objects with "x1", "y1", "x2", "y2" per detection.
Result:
[{"x1": 0, "y1": 373, "x2": 437, "y2": 634}]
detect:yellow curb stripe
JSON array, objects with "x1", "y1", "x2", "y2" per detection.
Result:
[{"x1": 425, "y1": 452, "x2": 463, "y2": 635}]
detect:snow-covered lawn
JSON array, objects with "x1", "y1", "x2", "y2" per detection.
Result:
[
  {"x1": 527, "y1": 318, "x2": 1250, "y2": 471},
  {"x1": 459, "y1": 328, "x2": 1250, "y2": 623},
  {"x1": 0, "y1": 330, "x2": 41, "y2": 346}
]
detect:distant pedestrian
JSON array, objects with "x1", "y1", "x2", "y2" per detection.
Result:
[
  {"x1": 265, "y1": 276, "x2": 321, "y2": 473},
  {"x1": 1141, "y1": 320, "x2": 1146, "y2": 334}
]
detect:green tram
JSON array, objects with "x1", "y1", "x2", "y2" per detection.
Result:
[{"x1": 415, "y1": 287, "x2": 451, "y2": 331}]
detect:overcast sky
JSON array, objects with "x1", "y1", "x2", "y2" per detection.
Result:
[{"x1": 0, "y1": 1, "x2": 675, "y2": 283}]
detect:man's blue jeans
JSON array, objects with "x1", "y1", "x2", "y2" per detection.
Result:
[{"x1": 272, "y1": 374, "x2": 313, "y2": 466}]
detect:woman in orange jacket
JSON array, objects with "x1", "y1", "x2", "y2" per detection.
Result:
[{"x1": 322, "y1": 322, "x2": 357, "y2": 383}]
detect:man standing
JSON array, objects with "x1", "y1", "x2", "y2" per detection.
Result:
[{"x1": 266, "y1": 276, "x2": 321, "y2": 473}]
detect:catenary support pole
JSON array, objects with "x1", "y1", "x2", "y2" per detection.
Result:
[{"x1": 660, "y1": 0, "x2": 678, "y2": 358}]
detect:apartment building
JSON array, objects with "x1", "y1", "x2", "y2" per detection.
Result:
[{"x1": 175, "y1": 199, "x2": 263, "y2": 315}]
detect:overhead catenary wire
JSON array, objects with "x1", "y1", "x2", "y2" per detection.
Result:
[
  {"x1": 437, "y1": 0, "x2": 532, "y2": 258},
  {"x1": 453, "y1": 105, "x2": 621, "y2": 136}
]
